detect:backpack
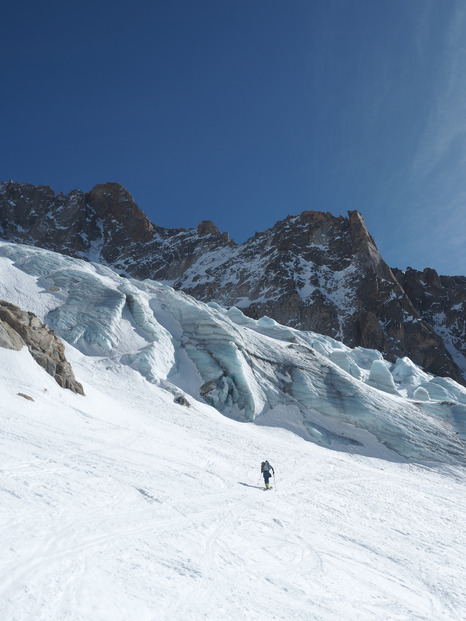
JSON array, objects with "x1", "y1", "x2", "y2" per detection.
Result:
[{"x1": 261, "y1": 461, "x2": 270, "y2": 472}]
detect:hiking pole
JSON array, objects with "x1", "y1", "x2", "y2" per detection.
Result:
[{"x1": 273, "y1": 472, "x2": 277, "y2": 491}]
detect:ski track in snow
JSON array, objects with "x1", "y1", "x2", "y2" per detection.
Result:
[{"x1": 1, "y1": 350, "x2": 466, "y2": 621}]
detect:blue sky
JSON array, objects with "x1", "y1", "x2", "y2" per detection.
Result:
[{"x1": 2, "y1": 0, "x2": 465, "y2": 275}]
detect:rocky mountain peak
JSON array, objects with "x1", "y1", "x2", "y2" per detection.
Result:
[
  {"x1": 347, "y1": 210, "x2": 387, "y2": 273},
  {"x1": 420, "y1": 267, "x2": 443, "y2": 290},
  {"x1": 85, "y1": 182, "x2": 154, "y2": 243},
  {"x1": 196, "y1": 220, "x2": 218, "y2": 236},
  {"x1": 195, "y1": 220, "x2": 230, "y2": 243},
  {"x1": 1, "y1": 181, "x2": 464, "y2": 384}
]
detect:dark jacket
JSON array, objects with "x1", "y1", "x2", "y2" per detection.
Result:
[{"x1": 261, "y1": 461, "x2": 274, "y2": 475}]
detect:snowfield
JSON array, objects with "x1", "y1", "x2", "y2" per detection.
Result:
[
  {"x1": 1, "y1": 348, "x2": 466, "y2": 620},
  {"x1": 1, "y1": 241, "x2": 466, "y2": 620}
]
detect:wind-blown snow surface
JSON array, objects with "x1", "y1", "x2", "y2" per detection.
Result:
[{"x1": 1, "y1": 242, "x2": 466, "y2": 619}]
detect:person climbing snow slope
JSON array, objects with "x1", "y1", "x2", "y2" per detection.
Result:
[{"x1": 261, "y1": 460, "x2": 274, "y2": 489}]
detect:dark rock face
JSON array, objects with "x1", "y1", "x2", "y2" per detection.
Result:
[
  {"x1": 0, "y1": 181, "x2": 155, "y2": 264},
  {"x1": 393, "y1": 267, "x2": 466, "y2": 374},
  {"x1": 1, "y1": 180, "x2": 464, "y2": 384},
  {"x1": 0, "y1": 182, "x2": 98, "y2": 257},
  {"x1": 0, "y1": 299, "x2": 84, "y2": 395},
  {"x1": 84, "y1": 183, "x2": 154, "y2": 263}
]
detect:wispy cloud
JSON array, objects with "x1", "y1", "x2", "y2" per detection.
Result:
[
  {"x1": 412, "y1": 3, "x2": 466, "y2": 178},
  {"x1": 408, "y1": 1, "x2": 466, "y2": 274}
]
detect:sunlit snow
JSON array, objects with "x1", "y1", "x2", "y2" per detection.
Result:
[
  {"x1": 0, "y1": 241, "x2": 465, "y2": 463},
  {"x1": 1, "y1": 241, "x2": 466, "y2": 619}
]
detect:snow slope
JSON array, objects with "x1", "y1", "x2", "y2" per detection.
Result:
[
  {"x1": 1, "y1": 346, "x2": 466, "y2": 620},
  {"x1": 1, "y1": 241, "x2": 466, "y2": 619}
]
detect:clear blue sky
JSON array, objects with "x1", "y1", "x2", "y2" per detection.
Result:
[{"x1": 2, "y1": 0, "x2": 466, "y2": 276}]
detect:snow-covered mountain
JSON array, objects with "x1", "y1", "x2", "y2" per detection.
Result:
[
  {"x1": 1, "y1": 240, "x2": 466, "y2": 620},
  {"x1": 1, "y1": 240, "x2": 465, "y2": 465},
  {"x1": 1, "y1": 180, "x2": 465, "y2": 385}
]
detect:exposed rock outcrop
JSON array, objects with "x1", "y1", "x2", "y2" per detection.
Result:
[
  {"x1": 393, "y1": 267, "x2": 466, "y2": 371},
  {"x1": 84, "y1": 183, "x2": 154, "y2": 263},
  {"x1": 0, "y1": 300, "x2": 84, "y2": 394},
  {"x1": 1, "y1": 180, "x2": 464, "y2": 384}
]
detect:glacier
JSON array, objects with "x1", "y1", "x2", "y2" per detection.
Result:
[
  {"x1": 0, "y1": 240, "x2": 465, "y2": 464},
  {"x1": 1, "y1": 240, "x2": 466, "y2": 620}
]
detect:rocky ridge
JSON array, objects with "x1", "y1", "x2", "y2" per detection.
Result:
[
  {"x1": 0, "y1": 299, "x2": 84, "y2": 394},
  {"x1": 1, "y1": 180, "x2": 464, "y2": 384}
]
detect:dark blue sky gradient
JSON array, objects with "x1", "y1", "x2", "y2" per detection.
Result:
[{"x1": 2, "y1": 1, "x2": 466, "y2": 275}]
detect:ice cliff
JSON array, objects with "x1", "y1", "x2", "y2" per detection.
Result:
[{"x1": 0, "y1": 240, "x2": 465, "y2": 464}]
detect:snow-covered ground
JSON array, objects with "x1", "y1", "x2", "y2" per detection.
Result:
[
  {"x1": 1, "y1": 241, "x2": 466, "y2": 620},
  {"x1": 1, "y1": 347, "x2": 466, "y2": 620}
]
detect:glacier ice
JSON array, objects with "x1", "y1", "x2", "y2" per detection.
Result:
[
  {"x1": 367, "y1": 360, "x2": 399, "y2": 395},
  {"x1": 1, "y1": 240, "x2": 465, "y2": 464},
  {"x1": 46, "y1": 270, "x2": 127, "y2": 355},
  {"x1": 413, "y1": 386, "x2": 430, "y2": 401}
]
